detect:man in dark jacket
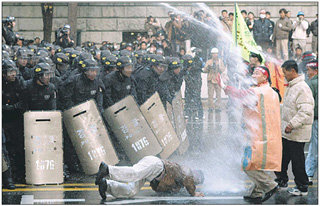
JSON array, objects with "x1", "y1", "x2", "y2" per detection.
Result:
[
  {"x1": 253, "y1": 9, "x2": 273, "y2": 50},
  {"x1": 95, "y1": 156, "x2": 205, "y2": 199}
]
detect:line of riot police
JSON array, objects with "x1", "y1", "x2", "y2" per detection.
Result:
[{"x1": 2, "y1": 39, "x2": 204, "y2": 188}]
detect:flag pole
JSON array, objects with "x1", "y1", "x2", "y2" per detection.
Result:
[{"x1": 234, "y1": 2, "x2": 237, "y2": 46}]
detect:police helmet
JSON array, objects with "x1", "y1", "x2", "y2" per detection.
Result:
[
  {"x1": 119, "y1": 49, "x2": 131, "y2": 57},
  {"x1": 16, "y1": 48, "x2": 29, "y2": 59},
  {"x1": 2, "y1": 59, "x2": 18, "y2": 74},
  {"x1": 150, "y1": 54, "x2": 166, "y2": 67},
  {"x1": 112, "y1": 50, "x2": 120, "y2": 57},
  {"x1": 134, "y1": 50, "x2": 147, "y2": 59},
  {"x1": 44, "y1": 43, "x2": 54, "y2": 51},
  {"x1": 167, "y1": 57, "x2": 182, "y2": 70},
  {"x1": 101, "y1": 50, "x2": 112, "y2": 59},
  {"x1": 63, "y1": 48, "x2": 73, "y2": 58},
  {"x1": 181, "y1": 54, "x2": 194, "y2": 67},
  {"x1": 53, "y1": 53, "x2": 69, "y2": 65},
  {"x1": 102, "y1": 54, "x2": 117, "y2": 68},
  {"x1": 28, "y1": 45, "x2": 38, "y2": 53},
  {"x1": 116, "y1": 56, "x2": 133, "y2": 69},
  {"x1": 81, "y1": 59, "x2": 99, "y2": 72},
  {"x1": 2, "y1": 51, "x2": 10, "y2": 60},
  {"x1": 33, "y1": 63, "x2": 52, "y2": 78}
]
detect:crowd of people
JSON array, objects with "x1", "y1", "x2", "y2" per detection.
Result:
[{"x1": 1, "y1": 5, "x2": 318, "y2": 203}]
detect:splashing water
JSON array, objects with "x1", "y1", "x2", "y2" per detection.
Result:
[{"x1": 160, "y1": 3, "x2": 261, "y2": 195}]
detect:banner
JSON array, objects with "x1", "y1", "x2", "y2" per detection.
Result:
[{"x1": 232, "y1": 3, "x2": 265, "y2": 64}]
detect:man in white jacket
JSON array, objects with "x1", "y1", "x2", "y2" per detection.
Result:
[
  {"x1": 292, "y1": 11, "x2": 309, "y2": 55},
  {"x1": 275, "y1": 60, "x2": 314, "y2": 196}
]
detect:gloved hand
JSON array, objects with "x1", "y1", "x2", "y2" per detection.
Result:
[{"x1": 3, "y1": 104, "x2": 14, "y2": 111}]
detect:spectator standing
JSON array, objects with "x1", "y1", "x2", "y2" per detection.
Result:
[
  {"x1": 292, "y1": 11, "x2": 309, "y2": 55},
  {"x1": 305, "y1": 60, "x2": 318, "y2": 185},
  {"x1": 144, "y1": 16, "x2": 161, "y2": 37},
  {"x1": 220, "y1": 10, "x2": 232, "y2": 33},
  {"x1": 203, "y1": 48, "x2": 226, "y2": 112},
  {"x1": 246, "y1": 12, "x2": 255, "y2": 33},
  {"x1": 253, "y1": 9, "x2": 273, "y2": 50},
  {"x1": 241, "y1": 10, "x2": 248, "y2": 22},
  {"x1": 272, "y1": 8, "x2": 292, "y2": 61},
  {"x1": 294, "y1": 46, "x2": 303, "y2": 64},
  {"x1": 165, "y1": 11, "x2": 183, "y2": 56},
  {"x1": 275, "y1": 60, "x2": 314, "y2": 196},
  {"x1": 309, "y1": 14, "x2": 318, "y2": 55},
  {"x1": 266, "y1": 11, "x2": 275, "y2": 29}
]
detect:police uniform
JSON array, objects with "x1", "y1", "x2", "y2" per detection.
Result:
[
  {"x1": 134, "y1": 55, "x2": 172, "y2": 106},
  {"x1": 184, "y1": 55, "x2": 203, "y2": 119},
  {"x1": 102, "y1": 71, "x2": 137, "y2": 109},
  {"x1": 62, "y1": 59, "x2": 105, "y2": 113},
  {"x1": 2, "y1": 61, "x2": 25, "y2": 183},
  {"x1": 21, "y1": 63, "x2": 57, "y2": 111}
]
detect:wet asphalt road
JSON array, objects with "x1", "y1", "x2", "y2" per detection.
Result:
[{"x1": 2, "y1": 105, "x2": 318, "y2": 204}]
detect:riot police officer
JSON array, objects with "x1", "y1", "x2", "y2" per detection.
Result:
[
  {"x1": 101, "y1": 54, "x2": 118, "y2": 76},
  {"x1": 62, "y1": 58, "x2": 105, "y2": 113},
  {"x1": 2, "y1": 60, "x2": 26, "y2": 183},
  {"x1": 134, "y1": 54, "x2": 172, "y2": 106},
  {"x1": 183, "y1": 54, "x2": 203, "y2": 120},
  {"x1": 22, "y1": 63, "x2": 57, "y2": 111},
  {"x1": 102, "y1": 56, "x2": 137, "y2": 109},
  {"x1": 166, "y1": 57, "x2": 184, "y2": 98},
  {"x1": 133, "y1": 50, "x2": 147, "y2": 75},
  {"x1": 15, "y1": 48, "x2": 33, "y2": 80}
]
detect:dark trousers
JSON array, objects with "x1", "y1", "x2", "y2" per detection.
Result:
[{"x1": 275, "y1": 138, "x2": 309, "y2": 189}]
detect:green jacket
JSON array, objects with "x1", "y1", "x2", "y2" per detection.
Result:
[{"x1": 306, "y1": 74, "x2": 318, "y2": 119}]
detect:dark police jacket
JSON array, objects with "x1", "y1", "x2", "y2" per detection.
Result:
[
  {"x1": 62, "y1": 73, "x2": 105, "y2": 113},
  {"x1": 22, "y1": 79, "x2": 57, "y2": 111},
  {"x1": 102, "y1": 70, "x2": 137, "y2": 109},
  {"x1": 134, "y1": 67, "x2": 172, "y2": 106},
  {"x1": 18, "y1": 66, "x2": 33, "y2": 81},
  {"x1": 2, "y1": 76, "x2": 25, "y2": 123}
]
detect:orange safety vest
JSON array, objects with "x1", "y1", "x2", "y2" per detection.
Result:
[
  {"x1": 265, "y1": 61, "x2": 287, "y2": 103},
  {"x1": 242, "y1": 83, "x2": 282, "y2": 171}
]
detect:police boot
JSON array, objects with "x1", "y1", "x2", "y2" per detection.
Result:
[
  {"x1": 2, "y1": 170, "x2": 15, "y2": 190},
  {"x1": 98, "y1": 178, "x2": 108, "y2": 200},
  {"x1": 95, "y1": 162, "x2": 109, "y2": 185},
  {"x1": 63, "y1": 164, "x2": 71, "y2": 180}
]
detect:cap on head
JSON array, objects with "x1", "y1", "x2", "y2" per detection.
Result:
[
  {"x1": 210, "y1": 48, "x2": 219, "y2": 54},
  {"x1": 297, "y1": 11, "x2": 304, "y2": 17}
]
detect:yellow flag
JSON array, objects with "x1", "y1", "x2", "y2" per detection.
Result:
[{"x1": 232, "y1": 3, "x2": 264, "y2": 64}]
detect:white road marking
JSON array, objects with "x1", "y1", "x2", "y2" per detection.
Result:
[
  {"x1": 106, "y1": 196, "x2": 244, "y2": 204},
  {"x1": 20, "y1": 195, "x2": 85, "y2": 204}
]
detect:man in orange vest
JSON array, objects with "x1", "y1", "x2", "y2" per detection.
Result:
[{"x1": 217, "y1": 66, "x2": 282, "y2": 203}]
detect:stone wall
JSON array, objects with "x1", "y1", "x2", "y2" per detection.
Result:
[{"x1": 2, "y1": 2, "x2": 318, "y2": 49}]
